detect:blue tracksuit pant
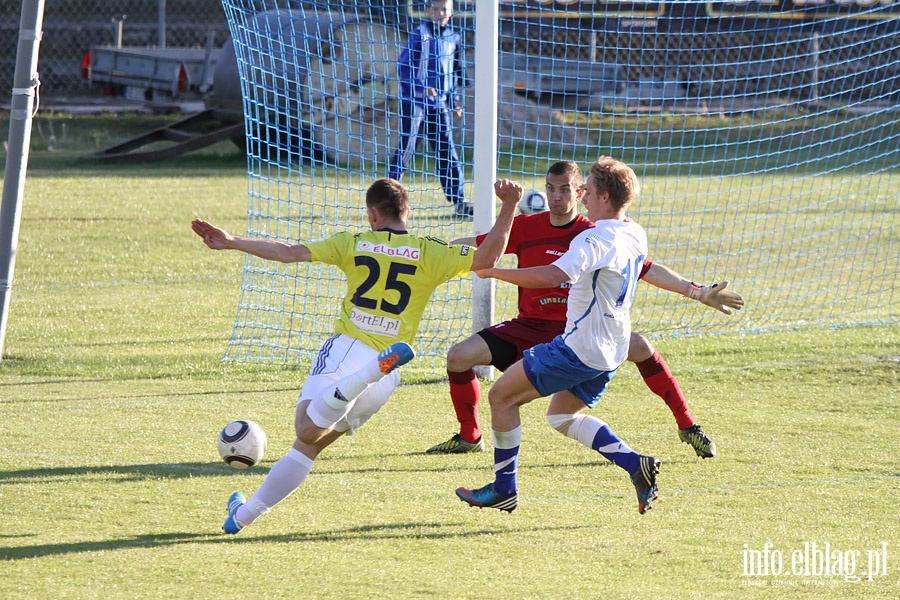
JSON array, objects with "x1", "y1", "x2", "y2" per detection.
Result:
[{"x1": 389, "y1": 98, "x2": 464, "y2": 206}]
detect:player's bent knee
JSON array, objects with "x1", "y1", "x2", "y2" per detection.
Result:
[
  {"x1": 488, "y1": 365, "x2": 540, "y2": 409},
  {"x1": 487, "y1": 384, "x2": 522, "y2": 410},
  {"x1": 295, "y1": 402, "x2": 329, "y2": 445},
  {"x1": 295, "y1": 420, "x2": 320, "y2": 445},
  {"x1": 627, "y1": 333, "x2": 654, "y2": 363},
  {"x1": 446, "y1": 344, "x2": 470, "y2": 372},
  {"x1": 446, "y1": 337, "x2": 483, "y2": 372},
  {"x1": 546, "y1": 413, "x2": 577, "y2": 435},
  {"x1": 486, "y1": 386, "x2": 502, "y2": 407}
]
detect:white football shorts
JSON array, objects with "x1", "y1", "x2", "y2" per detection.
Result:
[{"x1": 302, "y1": 334, "x2": 399, "y2": 434}]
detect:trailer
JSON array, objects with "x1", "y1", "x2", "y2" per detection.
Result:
[
  {"x1": 500, "y1": 53, "x2": 625, "y2": 100},
  {"x1": 83, "y1": 43, "x2": 218, "y2": 105}
]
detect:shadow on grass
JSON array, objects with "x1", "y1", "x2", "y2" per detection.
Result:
[
  {"x1": 0, "y1": 521, "x2": 590, "y2": 561},
  {"x1": 0, "y1": 380, "x2": 298, "y2": 404},
  {"x1": 0, "y1": 457, "x2": 617, "y2": 485},
  {"x1": 0, "y1": 532, "x2": 211, "y2": 561},
  {"x1": 0, "y1": 462, "x2": 264, "y2": 484},
  {"x1": 311, "y1": 457, "x2": 619, "y2": 475}
]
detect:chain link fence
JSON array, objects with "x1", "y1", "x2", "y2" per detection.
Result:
[
  {"x1": 1, "y1": 1, "x2": 230, "y2": 100},
  {"x1": 4, "y1": 3, "x2": 899, "y2": 105},
  {"x1": 1, "y1": 1, "x2": 411, "y2": 102}
]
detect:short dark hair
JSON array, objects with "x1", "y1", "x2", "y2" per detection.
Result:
[
  {"x1": 588, "y1": 156, "x2": 640, "y2": 210},
  {"x1": 546, "y1": 160, "x2": 583, "y2": 186},
  {"x1": 366, "y1": 178, "x2": 409, "y2": 221}
]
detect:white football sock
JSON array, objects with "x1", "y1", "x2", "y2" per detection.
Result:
[
  {"x1": 566, "y1": 414, "x2": 603, "y2": 448},
  {"x1": 357, "y1": 355, "x2": 386, "y2": 383},
  {"x1": 492, "y1": 425, "x2": 522, "y2": 450},
  {"x1": 235, "y1": 448, "x2": 314, "y2": 526}
]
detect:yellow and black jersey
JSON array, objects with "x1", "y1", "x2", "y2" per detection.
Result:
[{"x1": 306, "y1": 229, "x2": 474, "y2": 351}]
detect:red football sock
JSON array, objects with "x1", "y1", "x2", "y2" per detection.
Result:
[
  {"x1": 448, "y1": 369, "x2": 481, "y2": 443},
  {"x1": 635, "y1": 351, "x2": 695, "y2": 430}
]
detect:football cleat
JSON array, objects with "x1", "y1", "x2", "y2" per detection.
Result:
[
  {"x1": 222, "y1": 491, "x2": 246, "y2": 534},
  {"x1": 377, "y1": 342, "x2": 416, "y2": 374},
  {"x1": 426, "y1": 433, "x2": 485, "y2": 454},
  {"x1": 678, "y1": 424, "x2": 716, "y2": 458},
  {"x1": 630, "y1": 456, "x2": 660, "y2": 515},
  {"x1": 455, "y1": 482, "x2": 518, "y2": 513}
]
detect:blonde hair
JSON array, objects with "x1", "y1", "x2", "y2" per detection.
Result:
[{"x1": 588, "y1": 156, "x2": 640, "y2": 210}]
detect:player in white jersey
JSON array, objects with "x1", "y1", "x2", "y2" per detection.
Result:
[
  {"x1": 456, "y1": 156, "x2": 662, "y2": 515},
  {"x1": 555, "y1": 217, "x2": 647, "y2": 370},
  {"x1": 192, "y1": 177, "x2": 521, "y2": 533}
]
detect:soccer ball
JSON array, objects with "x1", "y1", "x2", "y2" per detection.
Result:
[
  {"x1": 217, "y1": 420, "x2": 267, "y2": 469},
  {"x1": 519, "y1": 189, "x2": 549, "y2": 214}
]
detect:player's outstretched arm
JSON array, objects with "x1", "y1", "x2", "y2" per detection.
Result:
[
  {"x1": 470, "y1": 179, "x2": 522, "y2": 271},
  {"x1": 642, "y1": 261, "x2": 745, "y2": 315},
  {"x1": 452, "y1": 180, "x2": 524, "y2": 249},
  {"x1": 475, "y1": 264, "x2": 569, "y2": 288},
  {"x1": 191, "y1": 219, "x2": 311, "y2": 263}
]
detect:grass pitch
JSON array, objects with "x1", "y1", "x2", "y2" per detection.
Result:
[{"x1": 0, "y1": 114, "x2": 897, "y2": 599}]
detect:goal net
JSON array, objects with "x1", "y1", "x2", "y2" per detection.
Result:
[{"x1": 217, "y1": 0, "x2": 899, "y2": 366}]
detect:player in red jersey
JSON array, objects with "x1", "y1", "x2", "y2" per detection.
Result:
[{"x1": 426, "y1": 160, "x2": 743, "y2": 457}]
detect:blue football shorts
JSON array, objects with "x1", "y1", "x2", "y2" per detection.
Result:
[{"x1": 522, "y1": 336, "x2": 616, "y2": 409}]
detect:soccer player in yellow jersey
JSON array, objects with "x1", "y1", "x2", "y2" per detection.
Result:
[{"x1": 192, "y1": 177, "x2": 520, "y2": 534}]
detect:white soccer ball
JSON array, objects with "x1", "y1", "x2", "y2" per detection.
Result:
[
  {"x1": 519, "y1": 189, "x2": 549, "y2": 214},
  {"x1": 217, "y1": 420, "x2": 267, "y2": 469}
]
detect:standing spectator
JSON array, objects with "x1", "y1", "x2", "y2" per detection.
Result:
[{"x1": 389, "y1": 0, "x2": 471, "y2": 217}]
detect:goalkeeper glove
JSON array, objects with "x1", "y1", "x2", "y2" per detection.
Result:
[{"x1": 686, "y1": 281, "x2": 745, "y2": 315}]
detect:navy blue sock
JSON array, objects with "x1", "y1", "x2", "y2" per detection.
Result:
[{"x1": 492, "y1": 426, "x2": 522, "y2": 497}]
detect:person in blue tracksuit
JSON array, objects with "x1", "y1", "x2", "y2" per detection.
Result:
[{"x1": 389, "y1": 0, "x2": 472, "y2": 217}]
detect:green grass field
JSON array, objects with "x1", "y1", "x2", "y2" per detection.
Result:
[{"x1": 0, "y1": 114, "x2": 898, "y2": 598}]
